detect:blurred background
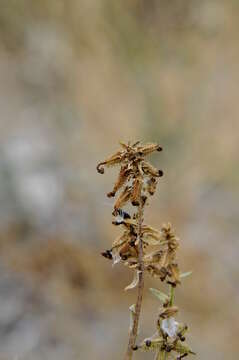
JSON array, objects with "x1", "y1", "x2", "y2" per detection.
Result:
[{"x1": 0, "y1": 1, "x2": 238, "y2": 359}]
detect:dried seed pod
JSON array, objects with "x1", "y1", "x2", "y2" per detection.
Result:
[
  {"x1": 114, "y1": 186, "x2": 132, "y2": 210},
  {"x1": 159, "y1": 266, "x2": 168, "y2": 282},
  {"x1": 119, "y1": 241, "x2": 138, "y2": 260},
  {"x1": 168, "y1": 236, "x2": 179, "y2": 252},
  {"x1": 125, "y1": 258, "x2": 138, "y2": 269},
  {"x1": 142, "y1": 225, "x2": 161, "y2": 235},
  {"x1": 142, "y1": 234, "x2": 161, "y2": 246},
  {"x1": 96, "y1": 150, "x2": 124, "y2": 174},
  {"x1": 168, "y1": 263, "x2": 181, "y2": 286},
  {"x1": 142, "y1": 161, "x2": 163, "y2": 177},
  {"x1": 131, "y1": 177, "x2": 143, "y2": 206},
  {"x1": 107, "y1": 165, "x2": 131, "y2": 197},
  {"x1": 146, "y1": 264, "x2": 166, "y2": 279},
  {"x1": 143, "y1": 250, "x2": 164, "y2": 264},
  {"x1": 122, "y1": 219, "x2": 138, "y2": 229},
  {"x1": 137, "y1": 143, "x2": 162, "y2": 156},
  {"x1": 112, "y1": 232, "x2": 128, "y2": 250},
  {"x1": 158, "y1": 250, "x2": 169, "y2": 268},
  {"x1": 161, "y1": 223, "x2": 173, "y2": 238},
  {"x1": 146, "y1": 177, "x2": 158, "y2": 196},
  {"x1": 145, "y1": 232, "x2": 163, "y2": 243}
]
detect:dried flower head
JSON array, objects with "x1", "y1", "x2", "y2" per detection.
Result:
[{"x1": 97, "y1": 141, "x2": 163, "y2": 209}]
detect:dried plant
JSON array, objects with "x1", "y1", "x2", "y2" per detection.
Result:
[{"x1": 97, "y1": 141, "x2": 195, "y2": 360}]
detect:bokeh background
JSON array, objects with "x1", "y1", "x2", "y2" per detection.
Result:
[{"x1": 0, "y1": 1, "x2": 238, "y2": 359}]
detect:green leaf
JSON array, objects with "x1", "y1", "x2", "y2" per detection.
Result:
[
  {"x1": 150, "y1": 288, "x2": 169, "y2": 302},
  {"x1": 180, "y1": 271, "x2": 192, "y2": 279}
]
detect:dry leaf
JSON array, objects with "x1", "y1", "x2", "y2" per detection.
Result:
[{"x1": 125, "y1": 270, "x2": 141, "y2": 291}]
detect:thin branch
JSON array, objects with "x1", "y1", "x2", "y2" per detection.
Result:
[
  {"x1": 169, "y1": 285, "x2": 175, "y2": 307},
  {"x1": 154, "y1": 350, "x2": 167, "y2": 360},
  {"x1": 125, "y1": 199, "x2": 144, "y2": 360},
  {"x1": 154, "y1": 350, "x2": 160, "y2": 360}
]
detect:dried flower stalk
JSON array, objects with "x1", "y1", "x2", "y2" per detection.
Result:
[{"x1": 97, "y1": 141, "x2": 195, "y2": 360}]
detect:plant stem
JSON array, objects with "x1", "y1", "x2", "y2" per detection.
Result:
[
  {"x1": 169, "y1": 285, "x2": 175, "y2": 307},
  {"x1": 154, "y1": 350, "x2": 160, "y2": 360},
  {"x1": 125, "y1": 200, "x2": 144, "y2": 360},
  {"x1": 163, "y1": 351, "x2": 168, "y2": 360},
  {"x1": 154, "y1": 350, "x2": 167, "y2": 360}
]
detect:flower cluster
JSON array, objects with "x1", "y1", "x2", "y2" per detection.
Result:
[
  {"x1": 102, "y1": 217, "x2": 182, "y2": 291},
  {"x1": 97, "y1": 141, "x2": 195, "y2": 360},
  {"x1": 98, "y1": 141, "x2": 164, "y2": 283},
  {"x1": 138, "y1": 284, "x2": 195, "y2": 360},
  {"x1": 97, "y1": 141, "x2": 163, "y2": 207},
  {"x1": 143, "y1": 224, "x2": 180, "y2": 286}
]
